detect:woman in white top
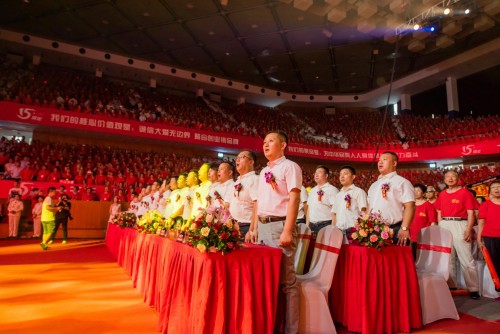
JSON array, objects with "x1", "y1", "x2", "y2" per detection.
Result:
[{"x1": 109, "y1": 196, "x2": 122, "y2": 223}]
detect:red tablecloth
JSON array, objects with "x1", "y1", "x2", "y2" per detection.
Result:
[
  {"x1": 106, "y1": 224, "x2": 282, "y2": 334},
  {"x1": 330, "y1": 244, "x2": 423, "y2": 333}
]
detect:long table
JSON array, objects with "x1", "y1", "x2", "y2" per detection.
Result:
[
  {"x1": 330, "y1": 244, "x2": 423, "y2": 333},
  {"x1": 106, "y1": 224, "x2": 282, "y2": 334}
]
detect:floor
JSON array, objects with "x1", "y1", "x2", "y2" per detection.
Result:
[{"x1": 0, "y1": 238, "x2": 499, "y2": 334}]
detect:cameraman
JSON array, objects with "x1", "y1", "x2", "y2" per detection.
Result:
[{"x1": 48, "y1": 194, "x2": 73, "y2": 244}]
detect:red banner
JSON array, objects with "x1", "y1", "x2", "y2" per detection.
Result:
[{"x1": 1, "y1": 102, "x2": 499, "y2": 162}]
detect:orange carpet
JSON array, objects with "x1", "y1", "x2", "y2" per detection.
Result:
[
  {"x1": 1, "y1": 239, "x2": 499, "y2": 334},
  {"x1": 0, "y1": 239, "x2": 158, "y2": 334}
]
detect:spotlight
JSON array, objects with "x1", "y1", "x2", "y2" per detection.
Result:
[
  {"x1": 444, "y1": 8, "x2": 451, "y2": 15},
  {"x1": 465, "y1": 8, "x2": 470, "y2": 15},
  {"x1": 413, "y1": 24, "x2": 420, "y2": 30},
  {"x1": 430, "y1": 26, "x2": 435, "y2": 32}
]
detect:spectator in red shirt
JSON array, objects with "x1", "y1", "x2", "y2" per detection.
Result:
[
  {"x1": 49, "y1": 167, "x2": 61, "y2": 182},
  {"x1": 81, "y1": 187, "x2": 96, "y2": 201},
  {"x1": 100, "y1": 186, "x2": 113, "y2": 202},
  {"x1": 85, "y1": 171, "x2": 95, "y2": 185},
  {"x1": 477, "y1": 181, "x2": 500, "y2": 293},
  {"x1": 107, "y1": 171, "x2": 115, "y2": 185},
  {"x1": 74, "y1": 170, "x2": 85, "y2": 184},
  {"x1": 20, "y1": 163, "x2": 36, "y2": 181},
  {"x1": 125, "y1": 172, "x2": 137, "y2": 187},
  {"x1": 61, "y1": 165, "x2": 73, "y2": 181},
  {"x1": 115, "y1": 171, "x2": 125, "y2": 185},
  {"x1": 435, "y1": 170, "x2": 480, "y2": 299},
  {"x1": 36, "y1": 165, "x2": 50, "y2": 182},
  {"x1": 410, "y1": 183, "x2": 438, "y2": 259},
  {"x1": 95, "y1": 169, "x2": 107, "y2": 185},
  {"x1": 69, "y1": 186, "x2": 81, "y2": 200}
]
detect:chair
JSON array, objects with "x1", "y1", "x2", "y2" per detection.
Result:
[
  {"x1": 297, "y1": 225, "x2": 343, "y2": 334},
  {"x1": 416, "y1": 225, "x2": 460, "y2": 325},
  {"x1": 294, "y1": 224, "x2": 312, "y2": 275}
]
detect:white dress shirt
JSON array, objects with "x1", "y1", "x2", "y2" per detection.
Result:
[
  {"x1": 308, "y1": 183, "x2": 338, "y2": 222},
  {"x1": 367, "y1": 171, "x2": 415, "y2": 225},
  {"x1": 229, "y1": 171, "x2": 258, "y2": 223},
  {"x1": 332, "y1": 184, "x2": 368, "y2": 230}
]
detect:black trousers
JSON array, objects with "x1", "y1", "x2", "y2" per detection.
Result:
[
  {"x1": 50, "y1": 218, "x2": 68, "y2": 241},
  {"x1": 483, "y1": 236, "x2": 500, "y2": 290}
]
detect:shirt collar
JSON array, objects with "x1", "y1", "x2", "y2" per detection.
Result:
[
  {"x1": 342, "y1": 184, "x2": 355, "y2": 192},
  {"x1": 238, "y1": 170, "x2": 255, "y2": 181},
  {"x1": 267, "y1": 156, "x2": 286, "y2": 168},
  {"x1": 378, "y1": 171, "x2": 397, "y2": 180}
]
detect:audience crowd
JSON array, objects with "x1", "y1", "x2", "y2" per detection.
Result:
[
  {"x1": 1, "y1": 137, "x2": 496, "y2": 202},
  {"x1": 1, "y1": 60, "x2": 498, "y2": 150}
]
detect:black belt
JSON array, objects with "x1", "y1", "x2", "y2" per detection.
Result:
[
  {"x1": 258, "y1": 216, "x2": 286, "y2": 224},
  {"x1": 310, "y1": 220, "x2": 331, "y2": 225},
  {"x1": 442, "y1": 217, "x2": 466, "y2": 221}
]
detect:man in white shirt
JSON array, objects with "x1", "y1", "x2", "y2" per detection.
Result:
[
  {"x1": 206, "y1": 163, "x2": 220, "y2": 209},
  {"x1": 307, "y1": 165, "x2": 338, "y2": 233},
  {"x1": 182, "y1": 170, "x2": 199, "y2": 221},
  {"x1": 296, "y1": 185, "x2": 308, "y2": 224},
  {"x1": 367, "y1": 151, "x2": 415, "y2": 246},
  {"x1": 230, "y1": 150, "x2": 258, "y2": 237},
  {"x1": 212, "y1": 162, "x2": 235, "y2": 210},
  {"x1": 332, "y1": 165, "x2": 368, "y2": 232},
  {"x1": 149, "y1": 180, "x2": 161, "y2": 211}
]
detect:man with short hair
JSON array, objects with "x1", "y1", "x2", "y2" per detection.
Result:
[
  {"x1": 425, "y1": 185, "x2": 438, "y2": 206},
  {"x1": 40, "y1": 187, "x2": 57, "y2": 250},
  {"x1": 206, "y1": 163, "x2": 220, "y2": 208},
  {"x1": 183, "y1": 170, "x2": 199, "y2": 221},
  {"x1": 250, "y1": 130, "x2": 301, "y2": 334},
  {"x1": 332, "y1": 165, "x2": 368, "y2": 232},
  {"x1": 435, "y1": 170, "x2": 480, "y2": 299},
  {"x1": 367, "y1": 151, "x2": 415, "y2": 245},
  {"x1": 230, "y1": 150, "x2": 258, "y2": 237},
  {"x1": 212, "y1": 162, "x2": 235, "y2": 210},
  {"x1": 307, "y1": 165, "x2": 338, "y2": 233}
]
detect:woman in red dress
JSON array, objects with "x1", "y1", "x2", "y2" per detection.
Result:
[
  {"x1": 410, "y1": 183, "x2": 438, "y2": 259},
  {"x1": 477, "y1": 181, "x2": 500, "y2": 293}
]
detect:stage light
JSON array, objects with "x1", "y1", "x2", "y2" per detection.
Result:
[
  {"x1": 217, "y1": 152, "x2": 224, "y2": 158},
  {"x1": 430, "y1": 26, "x2": 436, "y2": 32},
  {"x1": 465, "y1": 8, "x2": 470, "y2": 14},
  {"x1": 413, "y1": 24, "x2": 420, "y2": 30},
  {"x1": 444, "y1": 8, "x2": 451, "y2": 15}
]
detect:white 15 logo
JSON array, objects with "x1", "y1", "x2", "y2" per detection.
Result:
[
  {"x1": 17, "y1": 108, "x2": 34, "y2": 120},
  {"x1": 461, "y1": 145, "x2": 474, "y2": 155}
]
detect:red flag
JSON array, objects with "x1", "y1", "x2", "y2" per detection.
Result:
[{"x1": 481, "y1": 246, "x2": 500, "y2": 292}]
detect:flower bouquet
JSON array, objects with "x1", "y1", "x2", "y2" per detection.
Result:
[
  {"x1": 348, "y1": 211, "x2": 393, "y2": 250},
  {"x1": 112, "y1": 212, "x2": 137, "y2": 228},
  {"x1": 136, "y1": 210, "x2": 167, "y2": 234},
  {"x1": 186, "y1": 207, "x2": 242, "y2": 255}
]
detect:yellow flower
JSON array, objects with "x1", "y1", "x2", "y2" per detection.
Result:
[
  {"x1": 201, "y1": 227, "x2": 210, "y2": 237},
  {"x1": 359, "y1": 229, "x2": 368, "y2": 237},
  {"x1": 225, "y1": 219, "x2": 233, "y2": 229},
  {"x1": 197, "y1": 244, "x2": 207, "y2": 253},
  {"x1": 190, "y1": 223, "x2": 197, "y2": 231}
]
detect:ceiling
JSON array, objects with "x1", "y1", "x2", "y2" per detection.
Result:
[{"x1": 1, "y1": 0, "x2": 500, "y2": 98}]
